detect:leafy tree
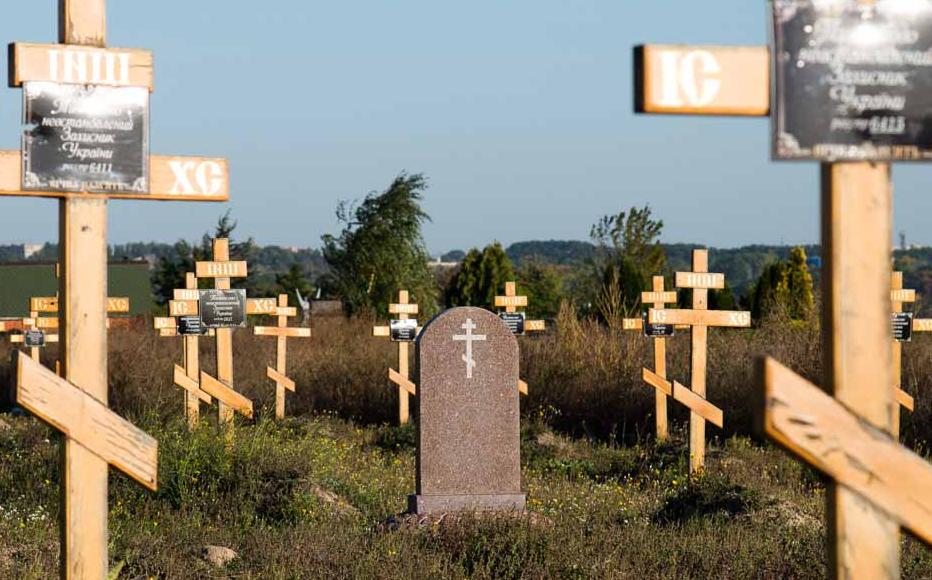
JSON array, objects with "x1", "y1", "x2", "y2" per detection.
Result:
[
  {"x1": 275, "y1": 264, "x2": 315, "y2": 309},
  {"x1": 709, "y1": 280, "x2": 737, "y2": 310},
  {"x1": 748, "y1": 246, "x2": 814, "y2": 320},
  {"x1": 321, "y1": 173, "x2": 437, "y2": 317},
  {"x1": 585, "y1": 205, "x2": 664, "y2": 322},
  {"x1": 445, "y1": 242, "x2": 515, "y2": 308},
  {"x1": 151, "y1": 211, "x2": 257, "y2": 305},
  {"x1": 517, "y1": 260, "x2": 564, "y2": 318}
]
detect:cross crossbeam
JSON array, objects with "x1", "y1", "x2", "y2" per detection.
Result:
[
  {"x1": 495, "y1": 281, "x2": 545, "y2": 395},
  {"x1": 253, "y1": 294, "x2": 312, "y2": 419}
]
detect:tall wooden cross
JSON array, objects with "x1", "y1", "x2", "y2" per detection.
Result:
[
  {"x1": 154, "y1": 272, "x2": 213, "y2": 427},
  {"x1": 636, "y1": 2, "x2": 930, "y2": 575},
  {"x1": 4, "y1": 2, "x2": 228, "y2": 575},
  {"x1": 193, "y1": 239, "x2": 253, "y2": 429},
  {"x1": 647, "y1": 250, "x2": 751, "y2": 472},
  {"x1": 494, "y1": 281, "x2": 545, "y2": 395},
  {"x1": 254, "y1": 294, "x2": 311, "y2": 419},
  {"x1": 890, "y1": 271, "x2": 917, "y2": 438},
  {"x1": 372, "y1": 290, "x2": 419, "y2": 424},
  {"x1": 622, "y1": 276, "x2": 678, "y2": 441}
]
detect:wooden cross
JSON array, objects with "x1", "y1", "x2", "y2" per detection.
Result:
[
  {"x1": 372, "y1": 290, "x2": 419, "y2": 424},
  {"x1": 890, "y1": 272, "x2": 917, "y2": 437},
  {"x1": 1, "y1": 2, "x2": 228, "y2": 573},
  {"x1": 494, "y1": 281, "x2": 545, "y2": 395},
  {"x1": 647, "y1": 250, "x2": 750, "y2": 472},
  {"x1": 153, "y1": 272, "x2": 213, "y2": 428},
  {"x1": 637, "y1": 4, "x2": 916, "y2": 574},
  {"x1": 10, "y1": 310, "x2": 59, "y2": 365},
  {"x1": 622, "y1": 276, "x2": 678, "y2": 441},
  {"x1": 194, "y1": 239, "x2": 253, "y2": 429},
  {"x1": 253, "y1": 294, "x2": 311, "y2": 420}
]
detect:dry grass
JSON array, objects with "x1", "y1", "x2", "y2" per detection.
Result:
[{"x1": 0, "y1": 309, "x2": 927, "y2": 578}]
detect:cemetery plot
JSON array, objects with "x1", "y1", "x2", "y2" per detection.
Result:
[
  {"x1": 495, "y1": 281, "x2": 545, "y2": 396},
  {"x1": 253, "y1": 294, "x2": 312, "y2": 419},
  {"x1": 372, "y1": 290, "x2": 419, "y2": 424},
  {"x1": 646, "y1": 250, "x2": 750, "y2": 472}
]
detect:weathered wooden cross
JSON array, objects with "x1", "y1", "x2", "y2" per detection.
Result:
[
  {"x1": 645, "y1": 250, "x2": 750, "y2": 472},
  {"x1": 254, "y1": 294, "x2": 311, "y2": 419},
  {"x1": 3, "y1": 2, "x2": 228, "y2": 575},
  {"x1": 372, "y1": 290, "x2": 419, "y2": 424},
  {"x1": 186, "y1": 239, "x2": 254, "y2": 429},
  {"x1": 154, "y1": 272, "x2": 213, "y2": 428},
  {"x1": 638, "y1": 2, "x2": 932, "y2": 574},
  {"x1": 494, "y1": 281, "x2": 545, "y2": 395},
  {"x1": 890, "y1": 271, "x2": 917, "y2": 437},
  {"x1": 622, "y1": 275, "x2": 678, "y2": 441}
]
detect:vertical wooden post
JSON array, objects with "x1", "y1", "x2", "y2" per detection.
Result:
[
  {"x1": 891, "y1": 272, "x2": 904, "y2": 439},
  {"x1": 398, "y1": 290, "x2": 411, "y2": 425},
  {"x1": 821, "y1": 162, "x2": 898, "y2": 579},
  {"x1": 28, "y1": 311, "x2": 40, "y2": 363},
  {"x1": 58, "y1": 2, "x2": 109, "y2": 578},
  {"x1": 183, "y1": 273, "x2": 200, "y2": 427},
  {"x1": 212, "y1": 239, "x2": 235, "y2": 430},
  {"x1": 689, "y1": 249, "x2": 709, "y2": 473},
  {"x1": 274, "y1": 294, "x2": 288, "y2": 420},
  {"x1": 651, "y1": 276, "x2": 668, "y2": 441}
]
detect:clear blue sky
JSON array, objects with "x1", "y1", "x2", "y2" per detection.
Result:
[{"x1": 0, "y1": 1, "x2": 928, "y2": 254}]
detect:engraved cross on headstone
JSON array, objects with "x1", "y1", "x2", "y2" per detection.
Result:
[{"x1": 453, "y1": 318, "x2": 486, "y2": 379}]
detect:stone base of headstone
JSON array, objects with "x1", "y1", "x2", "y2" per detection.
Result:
[{"x1": 408, "y1": 493, "x2": 526, "y2": 515}]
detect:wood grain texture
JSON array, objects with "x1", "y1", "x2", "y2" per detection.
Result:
[
  {"x1": 820, "y1": 162, "x2": 899, "y2": 579},
  {"x1": 389, "y1": 367, "x2": 416, "y2": 396},
  {"x1": 641, "y1": 291, "x2": 678, "y2": 304},
  {"x1": 642, "y1": 367, "x2": 673, "y2": 397},
  {"x1": 675, "y1": 271, "x2": 725, "y2": 289},
  {"x1": 650, "y1": 275, "x2": 671, "y2": 440},
  {"x1": 672, "y1": 381, "x2": 723, "y2": 428},
  {"x1": 172, "y1": 365, "x2": 211, "y2": 404},
  {"x1": 267, "y1": 367, "x2": 295, "y2": 392},
  {"x1": 169, "y1": 299, "x2": 197, "y2": 317},
  {"x1": 761, "y1": 357, "x2": 932, "y2": 545},
  {"x1": 10, "y1": 42, "x2": 153, "y2": 89},
  {"x1": 59, "y1": 188, "x2": 110, "y2": 579},
  {"x1": 200, "y1": 372, "x2": 253, "y2": 419},
  {"x1": 0, "y1": 151, "x2": 229, "y2": 201},
  {"x1": 195, "y1": 260, "x2": 248, "y2": 278},
  {"x1": 373, "y1": 326, "x2": 390, "y2": 337},
  {"x1": 689, "y1": 250, "x2": 709, "y2": 473},
  {"x1": 648, "y1": 308, "x2": 750, "y2": 328},
  {"x1": 212, "y1": 239, "x2": 235, "y2": 428},
  {"x1": 389, "y1": 303, "x2": 419, "y2": 315},
  {"x1": 254, "y1": 326, "x2": 311, "y2": 338},
  {"x1": 17, "y1": 352, "x2": 157, "y2": 488},
  {"x1": 635, "y1": 45, "x2": 769, "y2": 116}
]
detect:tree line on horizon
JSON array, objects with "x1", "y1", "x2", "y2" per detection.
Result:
[{"x1": 14, "y1": 171, "x2": 932, "y2": 317}]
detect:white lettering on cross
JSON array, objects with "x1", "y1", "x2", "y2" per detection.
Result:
[
  {"x1": 169, "y1": 161, "x2": 224, "y2": 196},
  {"x1": 48, "y1": 49, "x2": 130, "y2": 85},
  {"x1": 658, "y1": 50, "x2": 722, "y2": 108}
]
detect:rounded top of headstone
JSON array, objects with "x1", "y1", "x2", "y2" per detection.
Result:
[{"x1": 418, "y1": 306, "x2": 517, "y2": 348}]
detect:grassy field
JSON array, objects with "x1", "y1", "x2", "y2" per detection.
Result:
[{"x1": 0, "y1": 308, "x2": 929, "y2": 578}]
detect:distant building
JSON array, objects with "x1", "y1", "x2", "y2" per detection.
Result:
[
  {"x1": 23, "y1": 244, "x2": 43, "y2": 259},
  {"x1": 0, "y1": 261, "x2": 155, "y2": 317},
  {"x1": 429, "y1": 257, "x2": 460, "y2": 269}
]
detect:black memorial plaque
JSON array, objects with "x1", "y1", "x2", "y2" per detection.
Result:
[
  {"x1": 390, "y1": 319, "x2": 418, "y2": 342},
  {"x1": 22, "y1": 82, "x2": 149, "y2": 193},
  {"x1": 499, "y1": 312, "x2": 526, "y2": 336},
  {"x1": 24, "y1": 329, "x2": 45, "y2": 348},
  {"x1": 199, "y1": 289, "x2": 247, "y2": 329},
  {"x1": 892, "y1": 312, "x2": 914, "y2": 342},
  {"x1": 773, "y1": 1, "x2": 932, "y2": 162},
  {"x1": 177, "y1": 315, "x2": 207, "y2": 336},
  {"x1": 641, "y1": 312, "x2": 674, "y2": 338}
]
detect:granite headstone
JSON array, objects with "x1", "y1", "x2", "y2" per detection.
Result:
[{"x1": 410, "y1": 306, "x2": 525, "y2": 514}]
